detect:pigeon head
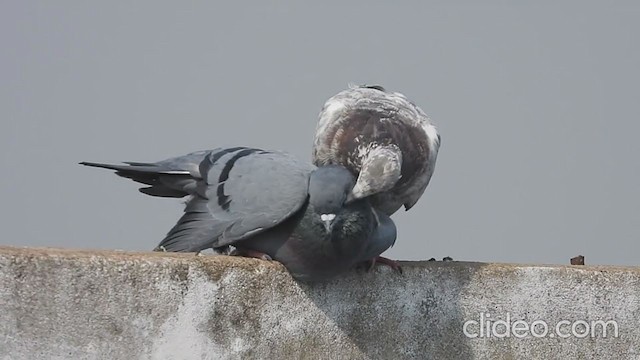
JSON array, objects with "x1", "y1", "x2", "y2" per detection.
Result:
[
  {"x1": 347, "y1": 145, "x2": 402, "y2": 203},
  {"x1": 308, "y1": 165, "x2": 355, "y2": 233}
]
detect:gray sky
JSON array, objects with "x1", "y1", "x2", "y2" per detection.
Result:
[{"x1": 2, "y1": 1, "x2": 639, "y2": 266}]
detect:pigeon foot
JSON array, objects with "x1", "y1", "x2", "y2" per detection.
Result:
[
  {"x1": 230, "y1": 248, "x2": 273, "y2": 261},
  {"x1": 367, "y1": 256, "x2": 403, "y2": 274}
]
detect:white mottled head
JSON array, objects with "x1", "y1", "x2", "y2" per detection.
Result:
[{"x1": 347, "y1": 145, "x2": 402, "y2": 203}]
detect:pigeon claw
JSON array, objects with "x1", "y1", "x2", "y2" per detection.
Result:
[
  {"x1": 369, "y1": 256, "x2": 403, "y2": 274},
  {"x1": 230, "y1": 248, "x2": 273, "y2": 261}
]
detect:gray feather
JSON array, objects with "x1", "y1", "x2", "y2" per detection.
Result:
[
  {"x1": 79, "y1": 149, "x2": 211, "y2": 198},
  {"x1": 358, "y1": 209, "x2": 397, "y2": 262},
  {"x1": 155, "y1": 148, "x2": 314, "y2": 251},
  {"x1": 82, "y1": 147, "x2": 397, "y2": 282}
]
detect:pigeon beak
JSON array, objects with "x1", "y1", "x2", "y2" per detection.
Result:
[
  {"x1": 320, "y1": 213, "x2": 336, "y2": 233},
  {"x1": 323, "y1": 221, "x2": 332, "y2": 233}
]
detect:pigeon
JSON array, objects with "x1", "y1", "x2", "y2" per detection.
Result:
[
  {"x1": 313, "y1": 84, "x2": 441, "y2": 216},
  {"x1": 80, "y1": 147, "x2": 397, "y2": 282}
]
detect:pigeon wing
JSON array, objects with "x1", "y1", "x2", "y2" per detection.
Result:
[{"x1": 157, "y1": 148, "x2": 314, "y2": 251}]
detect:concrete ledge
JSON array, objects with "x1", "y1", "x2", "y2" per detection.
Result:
[{"x1": 0, "y1": 246, "x2": 638, "y2": 359}]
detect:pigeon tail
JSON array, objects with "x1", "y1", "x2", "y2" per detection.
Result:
[{"x1": 80, "y1": 161, "x2": 196, "y2": 198}]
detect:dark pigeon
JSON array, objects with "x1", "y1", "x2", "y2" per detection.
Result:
[
  {"x1": 81, "y1": 147, "x2": 397, "y2": 282},
  {"x1": 313, "y1": 85, "x2": 441, "y2": 215}
]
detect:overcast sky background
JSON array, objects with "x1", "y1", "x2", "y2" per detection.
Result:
[{"x1": 1, "y1": 1, "x2": 638, "y2": 266}]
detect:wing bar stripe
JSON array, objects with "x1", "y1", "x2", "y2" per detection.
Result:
[{"x1": 216, "y1": 148, "x2": 259, "y2": 210}]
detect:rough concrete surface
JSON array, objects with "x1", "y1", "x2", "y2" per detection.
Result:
[{"x1": 0, "y1": 246, "x2": 638, "y2": 360}]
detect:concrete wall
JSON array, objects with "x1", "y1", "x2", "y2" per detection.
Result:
[{"x1": 0, "y1": 246, "x2": 638, "y2": 360}]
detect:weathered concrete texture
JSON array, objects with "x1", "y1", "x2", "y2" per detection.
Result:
[{"x1": 0, "y1": 246, "x2": 639, "y2": 360}]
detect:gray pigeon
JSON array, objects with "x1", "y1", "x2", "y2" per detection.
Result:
[
  {"x1": 313, "y1": 84, "x2": 441, "y2": 215},
  {"x1": 81, "y1": 147, "x2": 397, "y2": 282}
]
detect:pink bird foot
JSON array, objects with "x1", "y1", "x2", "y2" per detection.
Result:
[
  {"x1": 366, "y1": 256, "x2": 403, "y2": 274},
  {"x1": 230, "y1": 248, "x2": 273, "y2": 261}
]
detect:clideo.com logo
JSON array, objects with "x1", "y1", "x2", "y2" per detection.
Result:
[{"x1": 463, "y1": 312, "x2": 619, "y2": 339}]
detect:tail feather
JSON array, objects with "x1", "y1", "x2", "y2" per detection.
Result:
[
  {"x1": 79, "y1": 161, "x2": 130, "y2": 172},
  {"x1": 123, "y1": 161, "x2": 156, "y2": 166},
  {"x1": 80, "y1": 161, "x2": 194, "y2": 198},
  {"x1": 139, "y1": 186, "x2": 187, "y2": 198}
]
